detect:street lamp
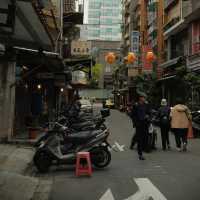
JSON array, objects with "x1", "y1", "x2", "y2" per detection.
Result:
[{"x1": 37, "y1": 84, "x2": 42, "y2": 90}]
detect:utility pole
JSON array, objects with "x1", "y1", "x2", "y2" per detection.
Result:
[{"x1": 60, "y1": 0, "x2": 63, "y2": 58}]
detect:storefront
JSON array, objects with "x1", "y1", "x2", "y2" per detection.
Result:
[{"x1": 13, "y1": 50, "x2": 66, "y2": 139}]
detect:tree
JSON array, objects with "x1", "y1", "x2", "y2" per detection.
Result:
[
  {"x1": 88, "y1": 63, "x2": 102, "y2": 88},
  {"x1": 134, "y1": 72, "x2": 160, "y2": 106}
]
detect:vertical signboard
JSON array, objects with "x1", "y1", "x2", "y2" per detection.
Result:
[{"x1": 131, "y1": 31, "x2": 140, "y2": 67}]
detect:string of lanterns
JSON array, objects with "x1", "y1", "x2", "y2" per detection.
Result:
[{"x1": 105, "y1": 51, "x2": 155, "y2": 64}]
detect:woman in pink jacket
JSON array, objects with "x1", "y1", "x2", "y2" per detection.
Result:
[{"x1": 170, "y1": 98, "x2": 192, "y2": 152}]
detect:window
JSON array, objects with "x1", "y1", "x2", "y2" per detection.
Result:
[{"x1": 192, "y1": 21, "x2": 200, "y2": 54}]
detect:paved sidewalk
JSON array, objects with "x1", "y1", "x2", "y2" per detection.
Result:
[
  {"x1": 0, "y1": 171, "x2": 38, "y2": 200},
  {"x1": 0, "y1": 144, "x2": 34, "y2": 174},
  {"x1": 0, "y1": 144, "x2": 52, "y2": 200}
]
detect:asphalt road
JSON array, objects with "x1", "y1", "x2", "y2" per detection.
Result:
[{"x1": 36, "y1": 110, "x2": 200, "y2": 200}]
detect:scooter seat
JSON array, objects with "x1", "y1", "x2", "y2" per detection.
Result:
[{"x1": 65, "y1": 130, "x2": 102, "y2": 144}]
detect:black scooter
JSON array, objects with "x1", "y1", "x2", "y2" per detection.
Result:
[
  {"x1": 192, "y1": 110, "x2": 200, "y2": 138},
  {"x1": 33, "y1": 127, "x2": 111, "y2": 173}
]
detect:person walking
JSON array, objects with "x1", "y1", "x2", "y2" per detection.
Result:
[
  {"x1": 158, "y1": 99, "x2": 171, "y2": 151},
  {"x1": 170, "y1": 98, "x2": 192, "y2": 152},
  {"x1": 130, "y1": 93, "x2": 150, "y2": 160},
  {"x1": 127, "y1": 102, "x2": 138, "y2": 150}
]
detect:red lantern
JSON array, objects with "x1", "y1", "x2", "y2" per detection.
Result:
[
  {"x1": 127, "y1": 52, "x2": 137, "y2": 64},
  {"x1": 146, "y1": 51, "x2": 155, "y2": 62},
  {"x1": 105, "y1": 52, "x2": 116, "y2": 64}
]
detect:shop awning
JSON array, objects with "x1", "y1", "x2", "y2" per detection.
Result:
[
  {"x1": 160, "y1": 57, "x2": 182, "y2": 69},
  {"x1": 64, "y1": 57, "x2": 95, "y2": 72},
  {"x1": 158, "y1": 75, "x2": 176, "y2": 81},
  {"x1": 0, "y1": 0, "x2": 53, "y2": 51},
  {"x1": 16, "y1": 48, "x2": 64, "y2": 72}
]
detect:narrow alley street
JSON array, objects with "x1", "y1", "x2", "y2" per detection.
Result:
[{"x1": 30, "y1": 110, "x2": 200, "y2": 200}]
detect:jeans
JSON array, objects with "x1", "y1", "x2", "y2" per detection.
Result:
[
  {"x1": 160, "y1": 126, "x2": 170, "y2": 150},
  {"x1": 173, "y1": 128, "x2": 188, "y2": 148},
  {"x1": 136, "y1": 122, "x2": 148, "y2": 156}
]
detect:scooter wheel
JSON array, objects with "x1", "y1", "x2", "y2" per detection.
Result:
[
  {"x1": 33, "y1": 150, "x2": 52, "y2": 173},
  {"x1": 90, "y1": 147, "x2": 111, "y2": 168}
]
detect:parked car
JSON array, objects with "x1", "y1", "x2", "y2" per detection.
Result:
[
  {"x1": 79, "y1": 99, "x2": 93, "y2": 112},
  {"x1": 105, "y1": 99, "x2": 115, "y2": 109}
]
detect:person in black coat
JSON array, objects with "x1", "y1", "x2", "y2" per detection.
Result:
[
  {"x1": 158, "y1": 99, "x2": 171, "y2": 150},
  {"x1": 129, "y1": 93, "x2": 151, "y2": 160}
]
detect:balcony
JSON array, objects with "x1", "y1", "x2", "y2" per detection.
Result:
[
  {"x1": 163, "y1": 16, "x2": 180, "y2": 33},
  {"x1": 164, "y1": 0, "x2": 178, "y2": 11},
  {"x1": 187, "y1": 53, "x2": 200, "y2": 71},
  {"x1": 63, "y1": 0, "x2": 83, "y2": 31}
]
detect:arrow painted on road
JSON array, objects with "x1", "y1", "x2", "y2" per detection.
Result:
[
  {"x1": 99, "y1": 178, "x2": 167, "y2": 200},
  {"x1": 99, "y1": 189, "x2": 115, "y2": 200},
  {"x1": 109, "y1": 141, "x2": 125, "y2": 152}
]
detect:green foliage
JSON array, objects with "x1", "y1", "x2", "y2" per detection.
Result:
[
  {"x1": 88, "y1": 63, "x2": 102, "y2": 88},
  {"x1": 176, "y1": 66, "x2": 187, "y2": 77},
  {"x1": 92, "y1": 63, "x2": 102, "y2": 80},
  {"x1": 88, "y1": 79, "x2": 99, "y2": 88},
  {"x1": 134, "y1": 72, "x2": 160, "y2": 105},
  {"x1": 184, "y1": 72, "x2": 200, "y2": 90}
]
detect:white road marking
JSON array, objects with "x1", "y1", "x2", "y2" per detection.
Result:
[
  {"x1": 126, "y1": 178, "x2": 168, "y2": 200},
  {"x1": 108, "y1": 142, "x2": 125, "y2": 152},
  {"x1": 99, "y1": 189, "x2": 115, "y2": 200},
  {"x1": 114, "y1": 142, "x2": 125, "y2": 152},
  {"x1": 99, "y1": 178, "x2": 167, "y2": 200},
  {"x1": 124, "y1": 191, "x2": 148, "y2": 200}
]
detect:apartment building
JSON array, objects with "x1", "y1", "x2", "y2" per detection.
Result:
[
  {"x1": 85, "y1": 0, "x2": 122, "y2": 41},
  {"x1": 160, "y1": 0, "x2": 200, "y2": 104}
]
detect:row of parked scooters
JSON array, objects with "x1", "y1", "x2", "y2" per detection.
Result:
[
  {"x1": 191, "y1": 110, "x2": 200, "y2": 137},
  {"x1": 33, "y1": 103, "x2": 111, "y2": 173}
]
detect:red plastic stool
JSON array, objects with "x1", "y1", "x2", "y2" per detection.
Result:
[{"x1": 76, "y1": 152, "x2": 92, "y2": 176}]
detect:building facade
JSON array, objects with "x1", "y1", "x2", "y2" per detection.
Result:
[
  {"x1": 161, "y1": 0, "x2": 200, "y2": 106},
  {"x1": 85, "y1": 0, "x2": 122, "y2": 41},
  {"x1": 119, "y1": 0, "x2": 165, "y2": 107}
]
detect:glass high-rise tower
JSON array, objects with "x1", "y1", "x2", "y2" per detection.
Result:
[{"x1": 85, "y1": 0, "x2": 122, "y2": 41}]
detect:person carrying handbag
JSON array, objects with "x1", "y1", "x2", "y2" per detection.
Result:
[{"x1": 170, "y1": 98, "x2": 192, "y2": 152}]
